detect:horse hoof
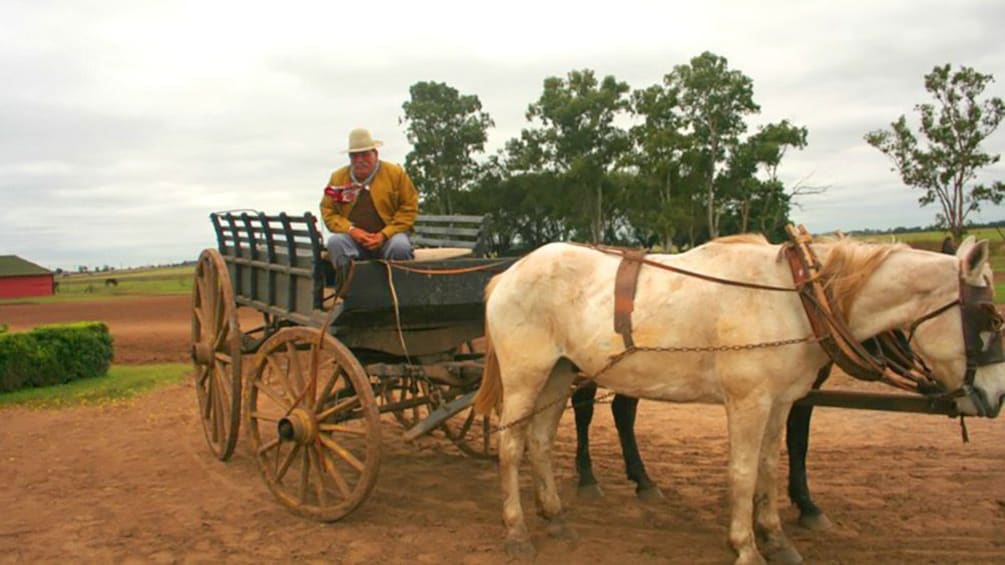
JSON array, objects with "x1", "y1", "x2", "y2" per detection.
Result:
[
  {"x1": 766, "y1": 546, "x2": 803, "y2": 564},
  {"x1": 504, "y1": 538, "x2": 537, "y2": 561},
  {"x1": 636, "y1": 485, "x2": 665, "y2": 504},
  {"x1": 546, "y1": 520, "x2": 579, "y2": 544},
  {"x1": 734, "y1": 550, "x2": 767, "y2": 565},
  {"x1": 577, "y1": 483, "x2": 604, "y2": 499},
  {"x1": 798, "y1": 511, "x2": 833, "y2": 531}
]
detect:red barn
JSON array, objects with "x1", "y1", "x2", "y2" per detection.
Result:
[{"x1": 0, "y1": 255, "x2": 54, "y2": 298}]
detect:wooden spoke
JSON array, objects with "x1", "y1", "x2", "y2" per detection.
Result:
[
  {"x1": 317, "y1": 434, "x2": 365, "y2": 473},
  {"x1": 298, "y1": 449, "x2": 309, "y2": 504},
  {"x1": 315, "y1": 395, "x2": 361, "y2": 422},
  {"x1": 316, "y1": 368, "x2": 340, "y2": 407},
  {"x1": 245, "y1": 327, "x2": 380, "y2": 522},
  {"x1": 308, "y1": 448, "x2": 328, "y2": 506},
  {"x1": 287, "y1": 341, "x2": 305, "y2": 392},
  {"x1": 377, "y1": 376, "x2": 435, "y2": 431},
  {"x1": 275, "y1": 443, "x2": 301, "y2": 484},
  {"x1": 319, "y1": 445, "x2": 352, "y2": 498},
  {"x1": 266, "y1": 353, "x2": 298, "y2": 405},
  {"x1": 428, "y1": 380, "x2": 499, "y2": 461},
  {"x1": 191, "y1": 248, "x2": 242, "y2": 461},
  {"x1": 257, "y1": 437, "x2": 280, "y2": 455},
  {"x1": 318, "y1": 424, "x2": 367, "y2": 436},
  {"x1": 253, "y1": 379, "x2": 292, "y2": 412}
]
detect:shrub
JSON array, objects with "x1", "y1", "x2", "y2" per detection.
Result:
[{"x1": 0, "y1": 322, "x2": 113, "y2": 393}]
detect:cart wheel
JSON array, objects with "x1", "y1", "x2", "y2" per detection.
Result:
[
  {"x1": 246, "y1": 327, "x2": 381, "y2": 522},
  {"x1": 433, "y1": 387, "x2": 499, "y2": 460},
  {"x1": 191, "y1": 248, "x2": 242, "y2": 461},
  {"x1": 376, "y1": 375, "x2": 436, "y2": 431}
]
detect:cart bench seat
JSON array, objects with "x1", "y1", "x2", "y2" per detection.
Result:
[{"x1": 209, "y1": 210, "x2": 510, "y2": 355}]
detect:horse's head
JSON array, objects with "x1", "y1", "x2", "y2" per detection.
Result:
[{"x1": 910, "y1": 236, "x2": 1005, "y2": 417}]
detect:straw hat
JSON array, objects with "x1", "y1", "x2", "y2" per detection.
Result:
[{"x1": 343, "y1": 128, "x2": 384, "y2": 153}]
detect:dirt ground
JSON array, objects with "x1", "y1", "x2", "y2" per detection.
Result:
[{"x1": 2, "y1": 295, "x2": 1005, "y2": 564}]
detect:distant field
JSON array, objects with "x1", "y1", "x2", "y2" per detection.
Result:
[
  {"x1": 857, "y1": 228, "x2": 1005, "y2": 298},
  {"x1": 5, "y1": 227, "x2": 1005, "y2": 305},
  {"x1": 1, "y1": 265, "x2": 194, "y2": 304}
]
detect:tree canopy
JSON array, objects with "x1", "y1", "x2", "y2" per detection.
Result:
[
  {"x1": 401, "y1": 81, "x2": 494, "y2": 215},
  {"x1": 865, "y1": 64, "x2": 1004, "y2": 241},
  {"x1": 398, "y1": 53, "x2": 817, "y2": 252}
]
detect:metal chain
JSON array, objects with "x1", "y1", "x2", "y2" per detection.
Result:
[
  {"x1": 594, "y1": 336, "x2": 818, "y2": 380},
  {"x1": 493, "y1": 383, "x2": 615, "y2": 433},
  {"x1": 491, "y1": 335, "x2": 818, "y2": 434}
]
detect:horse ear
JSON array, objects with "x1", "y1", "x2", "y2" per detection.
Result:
[
  {"x1": 955, "y1": 235, "x2": 977, "y2": 259},
  {"x1": 962, "y1": 239, "x2": 991, "y2": 281}
]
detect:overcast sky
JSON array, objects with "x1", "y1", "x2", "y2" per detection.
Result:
[{"x1": 2, "y1": 0, "x2": 1004, "y2": 270}]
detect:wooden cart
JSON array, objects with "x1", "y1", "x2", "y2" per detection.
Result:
[{"x1": 191, "y1": 210, "x2": 515, "y2": 521}]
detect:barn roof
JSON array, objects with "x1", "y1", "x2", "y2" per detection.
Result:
[{"x1": 0, "y1": 255, "x2": 52, "y2": 277}]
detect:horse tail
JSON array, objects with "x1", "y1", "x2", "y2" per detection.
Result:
[{"x1": 473, "y1": 275, "x2": 504, "y2": 416}]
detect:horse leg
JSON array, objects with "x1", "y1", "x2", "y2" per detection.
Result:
[
  {"x1": 754, "y1": 402, "x2": 803, "y2": 564},
  {"x1": 527, "y1": 361, "x2": 579, "y2": 542},
  {"x1": 786, "y1": 365, "x2": 833, "y2": 531},
  {"x1": 611, "y1": 394, "x2": 664, "y2": 502},
  {"x1": 572, "y1": 382, "x2": 604, "y2": 497},
  {"x1": 725, "y1": 395, "x2": 772, "y2": 565},
  {"x1": 498, "y1": 391, "x2": 538, "y2": 560}
]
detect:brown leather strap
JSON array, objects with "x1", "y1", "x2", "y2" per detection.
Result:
[
  {"x1": 783, "y1": 225, "x2": 940, "y2": 393},
  {"x1": 614, "y1": 249, "x2": 647, "y2": 349},
  {"x1": 571, "y1": 242, "x2": 796, "y2": 292}
]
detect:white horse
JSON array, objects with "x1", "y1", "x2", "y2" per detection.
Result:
[{"x1": 473, "y1": 234, "x2": 1005, "y2": 564}]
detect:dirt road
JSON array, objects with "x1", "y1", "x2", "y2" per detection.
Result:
[{"x1": 2, "y1": 296, "x2": 1004, "y2": 563}]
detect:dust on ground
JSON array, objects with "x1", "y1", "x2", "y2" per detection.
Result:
[{"x1": 2, "y1": 296, "x2": 1004, "y2": 564}]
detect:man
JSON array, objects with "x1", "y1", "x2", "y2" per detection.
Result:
[{"x1": 320, "y1": 128, "x2": 418, "y2": 269}]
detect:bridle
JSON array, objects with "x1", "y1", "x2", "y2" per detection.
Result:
[{"x1": 785, "y1": 225, "x2": 1005, "y2": 417}]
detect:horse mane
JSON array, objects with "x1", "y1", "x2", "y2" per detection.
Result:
[
  {"x1": 713, "y1": 233, "x2": 771, "y2": 245},
  {"x1": 818, "y1": 237, "x2": 907, "y2": 320}
]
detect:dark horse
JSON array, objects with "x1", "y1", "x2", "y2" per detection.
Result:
[
  {"x1": 573, "y1": 364, "x2": 835, "y2": 529},
  {"x1": 572, "y1": 237, "x2": 959, "y2": 529}
]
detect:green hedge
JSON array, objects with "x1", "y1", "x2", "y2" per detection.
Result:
[{"x1": 0, "y1": 322, "x2": 113, "y2": 392}]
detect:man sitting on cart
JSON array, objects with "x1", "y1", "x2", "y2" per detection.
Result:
[{"x1": 320, "y1": 127, "x2": 418, "y2": 269}]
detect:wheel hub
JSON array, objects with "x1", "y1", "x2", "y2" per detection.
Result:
[{"x1": 277, "y1": 409, "x2": 317, "y2": 445}]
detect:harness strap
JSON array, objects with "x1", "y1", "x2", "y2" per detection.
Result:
[
  {"x1": 570, "y1": 242, "x2": 797, "y2": 292},
  {"x1": 784, "y1": 225, "x2": 942, "y2": 393},
  {"x1": 613, "y1": 249, "x2": 647, "y2": 349}
]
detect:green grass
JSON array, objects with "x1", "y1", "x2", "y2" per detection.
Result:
[{"x1": 0, "y1": 363, "x2": 191, "y2": 408}]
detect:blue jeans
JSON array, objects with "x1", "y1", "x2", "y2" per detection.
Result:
[{"x1": 326, "y1": 232, "x2": 413, "y2": 269}]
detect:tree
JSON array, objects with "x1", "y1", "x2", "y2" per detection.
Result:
[
  {"x1": 865, "y1": 64, "x2": 1005, "y2": 241},
  {"x1": 722, "y1": 120, "x2": 807, "y2": 235},
  {"x1": 401, "y1": 81, "x2": 494, "y2": 215},
  {"x1": 666, "y1": 52, "x2": 760, "y2": 239},
  {"x1": 626, "y1": 80, "x2": 696, "y2": 249},
  {"x1": 513, "y1": 69, "x2": 631, "y2": 243}
]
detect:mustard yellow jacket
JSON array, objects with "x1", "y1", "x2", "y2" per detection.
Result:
[{"x1": 319, "y1": 161, "x2": 419, "y2": 238}]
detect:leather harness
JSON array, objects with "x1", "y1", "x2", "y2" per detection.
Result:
[
  {"x1": 584, "y1": 226, "x2": 1005, "y2": 418},
  {"x1": 614, "y1": 249, "x2": 646, "y2": 348}
]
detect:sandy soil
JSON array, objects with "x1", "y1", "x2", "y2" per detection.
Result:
[{"x1": 1, "y1": 295, "x2": 1005, "y2": 564}]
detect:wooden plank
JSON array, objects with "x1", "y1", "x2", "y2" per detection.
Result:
[
  {"x1": 412, "y1": 236, "x2": 476, "y2": 249},
  {"x1": 416, "y1": 214, "x2": 484, "y2": 223},
  {"x1": 413, "y1": 225, "x2": 482, "y2": 237},
  {"x1": 338, "y1": 258, "x2": 517, "y2": 319},
  {"x1": 794, "y1": 389, "x2": 959, "y2": 416}
]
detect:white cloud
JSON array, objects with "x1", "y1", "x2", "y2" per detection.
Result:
[{"x1": 1, "y1": 0, "x2": 1004, "y2": 269}]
